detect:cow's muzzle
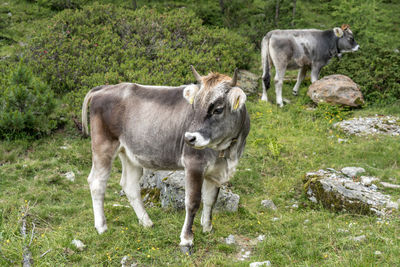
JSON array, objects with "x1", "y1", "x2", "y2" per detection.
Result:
[{"x1": 184, "y1": 132, "x2": 210, "y2": 149}]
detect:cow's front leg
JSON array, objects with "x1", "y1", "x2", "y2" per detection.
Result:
[
  {"x1": 311, "y1": 64, "x2": 322, "y2": 83},
  {"x1": 201, "y1": 178, "x2": 220, "y2": 232},
  {"x1": 180, "y1": 168, "x2": 204, "y2": 253}
]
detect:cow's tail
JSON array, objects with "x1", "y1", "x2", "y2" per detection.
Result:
[
  {"x1": 81, "y1": 85, "x2": 104, "y2": 137},
  {"x1": 261, "y1": 35, "x2": 271, "y2": 94}
]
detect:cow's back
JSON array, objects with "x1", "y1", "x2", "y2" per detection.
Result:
[
  {"x1": 268, "y1": 29, "x2": 323, "y2": 69},
  {"x1": 90, "y1": 83, "x2": 193, "y2": 169}
]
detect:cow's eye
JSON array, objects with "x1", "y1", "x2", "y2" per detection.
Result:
[{"x1": 213, "y1": 107, "x2": 224, "y2": 115}]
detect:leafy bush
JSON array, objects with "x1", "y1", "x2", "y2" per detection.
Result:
[
  {"x1": 0, "y1": 61, "x2": 58, "y2": 139},
  {"x1": 26, "y1": 4, "x2": 253, "y2": 115},
  {"x1": 36, "y1": 0, "x2": 89, "y2": 11},
  {"x1": 321, "y1": 45, "x2": 400, "y2": 105}
]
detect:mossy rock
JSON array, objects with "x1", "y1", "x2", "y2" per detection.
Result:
[{"x1": 304, "y1": 169, "x2": 396, "y2": 216}]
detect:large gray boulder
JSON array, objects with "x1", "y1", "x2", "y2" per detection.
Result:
[
  {"x1": 140, "y1": 170, "x2": 240, "y2": 212},
  {"x1": 303, "y1": 168, "x2": 397, "y2": 216},
  {"x1": 307, "y1": 74, "x2": 364, "y2": 107}
]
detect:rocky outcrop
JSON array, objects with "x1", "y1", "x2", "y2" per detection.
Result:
[
  {"x1": 307, "y1": 74, "x2": 364, "y2": 107},
  {"x1": 303, "y1": 168, "x2": 397, "y2": 216},
  {"x1": 140, "y1": 170, "x2": 240, "y2": 212},
  {"x1": 334, "y1": 115, "x2": 400, "y2": 136},
  {"x1": 237, "y1": 70, "x2": 259, "y2": 95}
]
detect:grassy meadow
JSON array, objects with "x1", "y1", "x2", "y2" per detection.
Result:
[
  {"x1": 1, "y1": 0, "x2": 400, "y2": 266},
  {"x1": 1, "y1": 89, "x2": 400, "y2": 266}
]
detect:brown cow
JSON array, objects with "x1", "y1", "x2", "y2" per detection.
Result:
[{"x1": 82, "y1": 66, "x2": 250, "y2": 252}]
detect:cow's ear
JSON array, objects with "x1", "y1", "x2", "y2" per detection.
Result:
[
  {"x1": 333, "y1": 27, "x2": 344, "y2": 38},
  {"x1": 228, "y1": 87, "x2": 246, "y2": 112},
  {"x1": 183, "y1": 84, "x2": 200, "y2": 105}
]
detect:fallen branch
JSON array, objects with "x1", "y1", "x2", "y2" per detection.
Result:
[
  {"x1": 20, "y1": 202, "x2": 34, "y2": 267},
  {"x1": 40, "y1": 249, "x2": 52, "y2": 258}
]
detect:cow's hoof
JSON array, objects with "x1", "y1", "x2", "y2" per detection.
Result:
[
  {"x1": 202, "y1": 224, "x2": 213, "y2": 233},
  {"x1": 95, "y1": 224, "x2": 108, "y2": 234},
  {"x1": 292, "y1": 91, "x2": 298, "y2": 96},
  {"x1": 261, "y1": 96, "x2": 268, "y2": 102},
  {"x1": 180, "y1": 245, "x2": 193, "y2": 255},
  {"x1": 139, "y1": 218, "x2": 154, "y2": 228}
]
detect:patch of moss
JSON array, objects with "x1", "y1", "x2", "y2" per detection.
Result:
[{"x1": 303, "y1": 175, "x2": 373, "y2": 215}]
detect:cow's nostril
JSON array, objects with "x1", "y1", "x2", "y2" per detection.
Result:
[{"x1": 184, "y1": 133, "x2": 196, "y2": 145}]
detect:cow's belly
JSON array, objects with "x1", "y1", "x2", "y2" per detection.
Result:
[
  {"x1": 119, "y1": 140, "x2": 184, "y2": 170},
  {"x1": 287, "y1": 56, "x2": 311, "y2": 70}
]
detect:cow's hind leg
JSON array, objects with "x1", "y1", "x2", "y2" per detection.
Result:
[
  {"x1": 201, "y1": 178, "x2": 220, "y2": 233},
  {"x1": 119, "y1": 152, "x2": 153, "y2": 227},
  {"x1": 88, "y1": 139, "x2": 119, "y2": 234},
  {"x1": 292, "y1": 67, "x2": 307, "y2": 96},
  {"x1": 180, "y1": 168, "x2": 204, "y2": 253},
  {"x1": 274, "y1": 67, "x2": 286, "y2": 107}
]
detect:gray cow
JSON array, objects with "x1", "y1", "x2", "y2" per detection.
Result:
[
  {"x1": 261, "y1": 24, "x2": 359, "y2": 107},
  {"x1": 82, "y1": 66, "x2": 250, "y2": 253}
]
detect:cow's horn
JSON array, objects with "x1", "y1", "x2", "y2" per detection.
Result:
[
  {"x1": 190, "y1": 65, "x2": 202, "y2": 83},
  {"x1": 230, "y1": 68, "x2": 238, "y2": 87}
]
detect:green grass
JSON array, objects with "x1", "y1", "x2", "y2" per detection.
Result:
[
  {"x1": 1, "y1": 86, "x2": 400, "y2": 265},
  {"x1": 1, "y1": 0, "x2": 400, "y2": 265}
]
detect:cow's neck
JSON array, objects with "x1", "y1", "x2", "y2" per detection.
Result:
[
  {"x1": 330, "y1": 31, "x2": 341, "y2": 58},
  {"x1": 218, "y1": 109, "x2": 247, "y2": 159}
]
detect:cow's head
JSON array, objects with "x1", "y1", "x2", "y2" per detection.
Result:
[
  {"x1": 183, "y1": 66, "x2": 246, "y2": 151},
  {"x1": 333, "y1": 24, "x2": 359, "y2": 53}
]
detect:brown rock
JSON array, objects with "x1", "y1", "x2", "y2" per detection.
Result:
[{"x1": 307, "y1": 74, "x2": 364, "y2": 107}]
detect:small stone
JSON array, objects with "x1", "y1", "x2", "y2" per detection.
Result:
[
  {"x1": 337, "y1": 138, "x2": 348, "y2": 143},
  {"x1": 350, "y1": 235, "x2": 366, "y2": 242},
  {"x1": 64, "y1": 171, "x2": 75, "y2": 182},
  {"x1": 113, "y1": 203, "x2": 130, "y2": 208},
  {"x1": 257, "y1": 235, "x2": 266, "y2": 242},
  {"x1": 386, "y1": 201, "x2": 398, "y2": 210},
  {"x1": 370, "y1": 184, "x2": 378, "y2": 190},
  {"x1": 261, "y1": 199, "x2": 277, "y2": 210},
  {"x1": 250, "y1": 260, "x2": 271, "y2": 267},
  {"x1": 374, "y1": 251, "x2": 382, "y2": 255},
  {"x1": 71, "y1": 239, "x2": 85, "y2": 251},
  {"x1": 291, "y1": 203, "x2": 298, "y2": 209},
  {"x1": 7, "y1": 12, "x2": 12, "y2": 17},
  {"x1": 271, "y1": 217, "x2": 279, "y2": 222},
  {"x1": 304, "y1": 219, "x2": 310, "y2": 224},
  {"x1": 119, "y1": 190, "x2": 126, "y2": 196},
  {"x1": 121, "y1": 255, "x2": 138, "y2": 267},
  {"x1": 60, "y1": 146, "x2": 68, "y2": 150},
  {"x1": 341, "y1": 167, "x2": 365, "y2": 177},
  {"x1": 360, "y1": 176, "x2": 379, "y2": 186},
  {"x1": 380, "y1": 182, "x2": 400, "y2": 189},
  {"x1": 225, "y1": 234, "x2": 235, "y2": 245}
]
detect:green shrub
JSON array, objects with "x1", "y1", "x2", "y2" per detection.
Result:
[
  {"x1": 26, "y1": 4, "x2": 253, "y2": 116},
  {"x1": 36, "y1": 0, "x2": 89, "y2": 11},
  {"x1": 321, "y1": 45, "x2": 400, "y2": 105},
  {"x1": 0, "y1": 61, "x2": 58, "y2": 139}
]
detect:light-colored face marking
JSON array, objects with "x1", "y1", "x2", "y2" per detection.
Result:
[{"x1": 184, "y1": 132, "x2": 210, "y2": 149}]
